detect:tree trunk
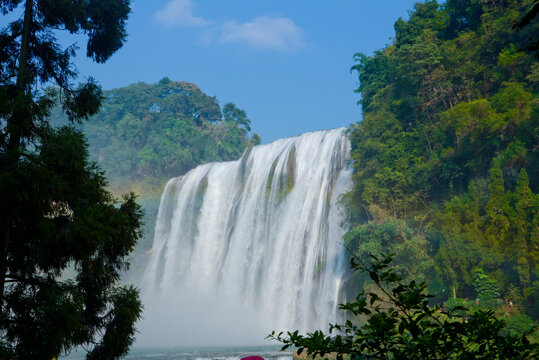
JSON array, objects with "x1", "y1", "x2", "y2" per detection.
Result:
[
  {"x1": 9, "y1": 0, "x2": 34, "y2": 152},
  {"x1": 1, "y1": 0, "x2": 33, "y2": 315}
]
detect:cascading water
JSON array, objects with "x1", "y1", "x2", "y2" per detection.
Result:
[{"x1": 139, "y1": 128, "x2": 351, "y2": 346}]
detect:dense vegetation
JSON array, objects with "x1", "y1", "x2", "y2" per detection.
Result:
[
  {"x1": 271, "y1": 255, "x2": 538, "y2": 359},
  {"x1": 342, "y1": 0, "x2": 538, "y2": 335},
  {"x1": 50, "y1": 78, "x2": 260, "y2": 194},
  {"x1": 0, "y1": 0, "x2": 143, "y2": 358}
]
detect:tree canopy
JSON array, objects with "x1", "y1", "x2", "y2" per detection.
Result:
[
  {"x1": 48, "y1": 79, "x2": 261, "y2": 191},
  {"x1": 0, "y1": 1, "x2": 143, "y2": 358}
]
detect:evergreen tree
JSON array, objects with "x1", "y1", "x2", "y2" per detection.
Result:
[
  {"x1": 473, "y1": 268, "x2": 500, "y2": 304},
  {"x1": 485, "y1": 164, "x2": 510, "y2": 249},
  {"x1": 513, "y1": 169, "x2": 536, "y2": 286},
  {"x1": 435, "y1": 236, "x2": 481, "y2": 299},
  {"x1": 0, "y1": 1, "x2": 143, "y2": 359}
]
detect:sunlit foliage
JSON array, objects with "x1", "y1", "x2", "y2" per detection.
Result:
[{"x1": 345, "y1": 0, "x2": 538, "y2": 328}]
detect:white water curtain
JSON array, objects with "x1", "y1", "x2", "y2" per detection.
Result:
[{"x1": 140, "y1": 128, "x2": 351, "y2": 346}]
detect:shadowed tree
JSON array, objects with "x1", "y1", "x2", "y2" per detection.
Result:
[
  {"x1": 513, "y1": 0, "x2": 539, "y2": 56},
  {"x1": 0, "y1": 1, "x2": 143, "y2": 359},
  {"x1": 514, "y1": 0, "x2": 539, "y2": 30}
]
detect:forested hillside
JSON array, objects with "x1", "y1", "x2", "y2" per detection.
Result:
[
  {"x1": 51, "y1": 78, "x2": 260, "y2": 193},
  {"x1": 49, "y1": 78, "x2": 260, "y2": 278},
  {"x1": 345, "y1": 0, "x2": 538, "y2": 333}
]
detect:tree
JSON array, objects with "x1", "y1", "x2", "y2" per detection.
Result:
[
  {"x1": 223, "y1": 102, "x2": 251, "y2": 132},
  {"x1": 485, "y1": 164, "x2": 510, "y2": 249},
  {"x1": 0, "y1": 1, "x2": 143, "y2": 359},
  {"x1": 514, "y1": 0, "x2": 539, "y2": 30},
  {"x1": 442, "y1": 0, "x2": 483, "y2": 39},
  {"x1": 344, "y1": 220, "x2": 433, "y2": 289},
  {"x1": 435, "y1": 236, "x2": 481, "y2": 299},
  {"x1": 513, "y1": 0, "x2": 539, "y2": 56},
  {"x1": 270, "y1": 255, "x2": 538, "y2": 360}
]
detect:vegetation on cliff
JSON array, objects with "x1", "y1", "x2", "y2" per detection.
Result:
[{"x1": 343, "y1": 0, "x2": 538, "y2": 335}]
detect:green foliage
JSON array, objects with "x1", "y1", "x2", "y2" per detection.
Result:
[
  {"x1": 473, "y1": 268, "x2": 500, "y2": 303},
  {"x1": 394, "y1": 1, "x2": 445, "y2": 47},
  {"x1": 0, "y1": 1, "x2": 143, "y2": 358},
  {"x1": 49, "y1": 80, "x2": 260, "y2": 189},
  {"x1": 344, "y1": 220, "x2": 433, "y2": 290},
  {"x1": 270, "y1": 255, "x2": 538, "y2": 359},
  {"x1": 442, "y1": 0, "x2": 483, "y2": 39},
  {"x1": 503, "y1": 314, "x2": 538, "y2": 341},
  {"x1": 434, "y1": 236, "x2": 482, "y2": 299},
  {"x1": 223, "y1": 102, "x2": 251, "y2": 131},
  {"x1": 513, "y1": 0, "x2": 539, "y2": 56},
  {"x1": 345, "y1": 0, "x2": 538, "y2": 327}
]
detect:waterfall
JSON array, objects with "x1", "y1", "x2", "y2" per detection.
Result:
[{"x1": 140, "y1": 128, "x2": 351, "y2": 346}]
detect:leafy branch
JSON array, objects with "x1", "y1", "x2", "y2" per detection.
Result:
[{"x1": 269, "y1": 254, "x2": 538, "y2": 360}]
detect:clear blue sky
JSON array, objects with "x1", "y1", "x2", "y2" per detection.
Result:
[{"x1": 72, "y1": 1, "x2": 418, "y2": 142}]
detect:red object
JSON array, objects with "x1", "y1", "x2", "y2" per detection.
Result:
[{"x1": 241, "y1": 357, "x2": 265, "y2": 360}]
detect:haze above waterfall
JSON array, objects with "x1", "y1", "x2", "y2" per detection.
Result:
[{"x1": 138, "y1": 128, "x2": 352, "y2": 347}]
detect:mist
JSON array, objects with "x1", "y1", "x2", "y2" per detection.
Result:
[{"x1": 136, "y1": 285, "x2": 269, "y2": 348}]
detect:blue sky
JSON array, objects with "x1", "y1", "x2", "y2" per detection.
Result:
[{"x1": 70, "y1": 1, "x2": 418, "y2": 142}]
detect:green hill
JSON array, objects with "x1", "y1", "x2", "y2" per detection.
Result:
[{"x1": 51, "y1": 78, "x2": 259, "y2": 193}]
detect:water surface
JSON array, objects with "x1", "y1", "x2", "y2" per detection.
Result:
[{"x1": 64, "y1": 345, "x2": 293, "y2": 360}]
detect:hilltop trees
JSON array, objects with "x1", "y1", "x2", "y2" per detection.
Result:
[
  {"x1": 52, "y1": 80, "x2": 262, "y2": 185},
  {"x1": 0, "y1": 1, "x2": 143, "y2": 358}
]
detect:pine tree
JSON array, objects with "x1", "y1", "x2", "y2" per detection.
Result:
[{"x1": 0, "y1": 1, "x2": 143, "y2": 359}]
